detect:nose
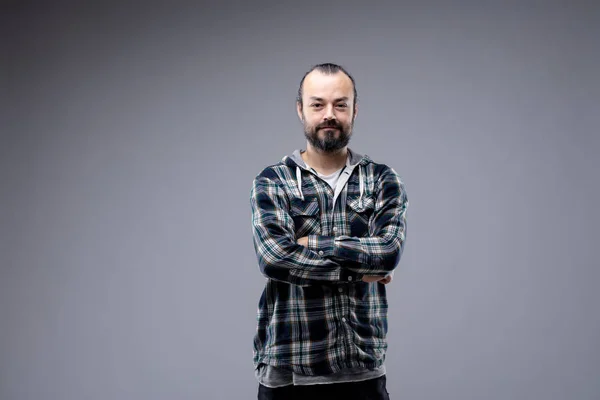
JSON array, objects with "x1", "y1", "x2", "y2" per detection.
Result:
[{"x1": 323, "y1": 105, "x2": 336, "y2": 121}]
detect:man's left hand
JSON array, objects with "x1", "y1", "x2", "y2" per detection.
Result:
[{"x1": 363, "y1": 275, "x2": 393, "y2": 284}]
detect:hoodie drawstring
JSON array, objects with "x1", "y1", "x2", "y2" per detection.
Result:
[
  {"x1": 296, "y1": 166, "x2": 304, "y2": 200},
  {"x1": 297, "y1": 163, "x2": 364, "y2": 206},
  {"x1": 359, "y1": 165, "x2": 364, "y2": 208}
]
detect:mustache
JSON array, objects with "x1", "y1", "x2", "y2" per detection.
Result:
[{"x1": 317, "y1": 121, "x2": 342, "y2": 129}]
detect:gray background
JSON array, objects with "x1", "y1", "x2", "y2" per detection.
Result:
[{"x1": 1, "y1": 1, "x2": 599, "y2": 399}]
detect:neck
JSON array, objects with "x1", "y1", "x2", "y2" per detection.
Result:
[{"x1": 302, "y1": 144, "x2": 348, "y2": 175}]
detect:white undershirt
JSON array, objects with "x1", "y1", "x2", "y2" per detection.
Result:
[
  {"x1": 304, "y1": 155, "x2": 347, "y2": 191},
  {"x1": 315, "y1": 167, "x2": 345, "y2": 190}
]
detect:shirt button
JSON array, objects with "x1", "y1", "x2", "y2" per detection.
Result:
[
  {"x1": 338, "y1": 287, "x2": 343, "y2": 293},
  {"x1": 347, "y1": 276, "x2": 353, "y2": 281},
  {"x1": 318, "y1": 250, "x2": 324, "y2": 256}
]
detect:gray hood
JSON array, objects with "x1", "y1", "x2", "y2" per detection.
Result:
[{"x1": 284, "y1": 148, "x2": 369, "y2": 207}]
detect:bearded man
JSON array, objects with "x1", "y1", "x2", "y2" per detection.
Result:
[{"x1": 250, "y1": 63, "x2": 409, "y2": 400}]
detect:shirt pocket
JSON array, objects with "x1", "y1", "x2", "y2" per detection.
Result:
[
  {"x1": 347, "y1": 195, "x2": 376, "y2": 237},
  {"x1": 289, "y1": 197, "x2": 321, "y2": 238}
]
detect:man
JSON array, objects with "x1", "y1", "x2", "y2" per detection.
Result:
[{"x1": 250, "y1": 63, "x2": 408, "y2": 400}]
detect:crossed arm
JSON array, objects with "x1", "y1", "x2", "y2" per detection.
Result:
[
  {"x1": 251, "y1": 167, "x2": 407, "y2": 287},
  {"x1": 295, "y1": 236, "x2": 393, "y2": 284}
]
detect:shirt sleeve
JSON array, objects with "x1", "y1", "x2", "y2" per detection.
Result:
[
  {"x1": 251, "y1": 175, "x2": 363, "y2": 286},
  {"x1": 307, "y1": 166, "x2": 408, "y2": 276}
]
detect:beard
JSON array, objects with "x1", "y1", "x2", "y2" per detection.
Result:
[{"x1": 303, "y1": 118, "x2": 353, "y2": 153}]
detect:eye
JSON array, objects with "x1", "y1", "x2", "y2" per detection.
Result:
[
  {"x1": 311, "y1": 103, "x2": 323, "y2": 108},
  {"x1": 336, "y1": 103, "x2": 348, "y2": 108}
]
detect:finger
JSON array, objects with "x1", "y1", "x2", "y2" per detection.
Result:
[{"x1": 362, "y1": 276, "x2": 380, "y2": 283}]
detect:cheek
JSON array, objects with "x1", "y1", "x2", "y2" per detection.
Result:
[
  {"x1": 339, "y1": 116, "x2": 352, "y2": 127},
  {"x1": 304, "y1": 116, "x2": 319, "y2": 128},
  {"x1": 303, "y1": 120, "x2": 317, "y2": 133}
]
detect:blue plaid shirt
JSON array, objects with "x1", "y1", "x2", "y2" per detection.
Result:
[{"x1": 251, "y1": 149, "x2": 408, "y2": 376}]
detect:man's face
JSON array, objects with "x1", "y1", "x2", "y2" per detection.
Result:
[{"x1": 297, "y1": 71, "x2": 357, "y2": 153}]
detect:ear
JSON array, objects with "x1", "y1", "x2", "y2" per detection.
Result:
[
  {"x1": 296, "y1": 101, "x2": 304, "y2": 121},
  {"x1": 353, "y1": 103, "x2": 358, "y2": 120}
]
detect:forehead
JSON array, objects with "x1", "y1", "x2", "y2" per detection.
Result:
[{"x1": 302, "y1": 71, "x2": 354, "y2": 101}]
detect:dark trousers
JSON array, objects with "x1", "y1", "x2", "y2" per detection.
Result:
[{"x1": 258, "y1": 375, "x2": 390, "y2": 400}]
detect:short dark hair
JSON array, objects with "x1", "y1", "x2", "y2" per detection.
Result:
[{"x1": 296, "y1": 63, "x2": 358, "y2": 108}]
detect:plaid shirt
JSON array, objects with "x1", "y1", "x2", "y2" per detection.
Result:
[{"x1": 250, "y1": 148, "x2": 408, "y2": 376}]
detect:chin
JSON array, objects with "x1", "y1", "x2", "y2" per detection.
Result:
[{"x1": 320, "y1": 129, "x2": 341, "y2": 137}]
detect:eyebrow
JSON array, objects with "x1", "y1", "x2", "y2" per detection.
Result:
[{"x1": 308, "y1": 96, "x2": 350, "y2": 102}]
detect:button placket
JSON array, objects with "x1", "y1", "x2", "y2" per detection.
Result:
[{"x1": 340, "y1": 280, "x2": 350, "y2": 330}]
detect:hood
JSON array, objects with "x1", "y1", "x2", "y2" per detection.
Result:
[
  {"x1": 286, "y1": 148, "x2": 367, "y2": 169},
  {"x1": 283, "y1": 148, "x2": 369, "y2": 206}
]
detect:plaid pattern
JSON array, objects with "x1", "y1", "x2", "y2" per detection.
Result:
[{"x1": 251, "y1": 150, "x2": 408, "y2": 376}]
